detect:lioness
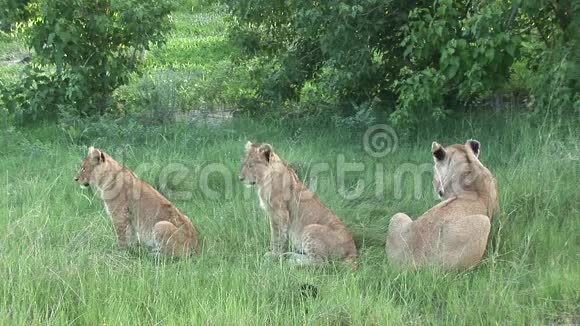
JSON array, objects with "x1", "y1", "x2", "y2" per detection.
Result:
[
  {"x1": 386, "y1": 140, "x2": 498, "y2": 270},
  {"x1": 239, "y1": 142, "x2": 357, "y2": 267},
  {"x1": 75, "y1": 147, "x2": 199, "y2": 257}
]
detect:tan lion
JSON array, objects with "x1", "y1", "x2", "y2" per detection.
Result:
[
  {"x1": 386, "y1": 139, "x2": 498, "y2": 270},
  {"x1": 239, "y1": 142, "x2": 357, "y2": 267},
  {"x1": 75, "y1": 147, "x2": 199, "y2": 257}
]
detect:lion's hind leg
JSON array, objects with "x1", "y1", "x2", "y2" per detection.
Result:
[
  {"x1": 292, "y1": 224, "x2": 354, "y2": 266},
  {"x1": 386, "y1": 212, "x2": 414, "y2": 266},
  {"x1": 287, "y1": 224, "x2": 328, "y2": 266},
  {"x1": 153, "y1": 221, "x2": 196, "y2": 258},
  {"x1": 440, "y1": 214, "x2": 490, "y2": 270}
]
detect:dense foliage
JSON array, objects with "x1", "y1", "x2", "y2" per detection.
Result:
[
  {"x1": 395, "y1": 0, "x2": 579, "y2": 124},
  {"x1": 0, "y1": 0, "x2": 36, "y2": 32},
  {"x1": 1, "y1": 0, "x2": 578, "y2": 126},
  {"x1": 225, "y1": 0, "x2": 579, "y2": 124},
  {"x1": 1, "y1": 0, "x2": 173, "y2": 122},
  {"x1": 225, "y1": 0, "x2": 424, "y2": 113}
]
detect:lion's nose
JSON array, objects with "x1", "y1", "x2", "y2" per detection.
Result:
[
  {"x1": 438, "y1": 190, "x2": 444, "y2": 197},
  {"x1": 74, "y1": 177, "x2": 78, "y2": 182},
  {"x1": 238, "y1": 175, "x2": 244, "y2": 181}
]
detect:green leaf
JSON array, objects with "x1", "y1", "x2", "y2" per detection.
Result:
[
  {"x1": 446, "y1": 59, "x2": 460, "y2": 79},
  {"x1": 485, "y1": 48, "x2": 494, "y2": 61},
  {"x1": 505, "y1": 43, "x2": 515, "y2": 57}
]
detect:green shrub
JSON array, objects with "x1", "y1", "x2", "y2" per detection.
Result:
[
  {"x1": 0, "y1": 0, "x2": 36, "y2": 32},
  {"x1": 225, "y1": 0, "x2": 579, "y2": 126},
  {"x1": 3, "y1": 0, "x2": 174, "y2": 123},
  {"x1": 393, "y1": 0, "x2": 523, "y2": 125},
  {"x1": 224, "y1": 0, "x2": 420, "y2": 114}
]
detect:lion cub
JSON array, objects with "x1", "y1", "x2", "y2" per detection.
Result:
[
  {"x1": 75, "y1": 147, "x2": 199, "y2": 257},
  {"x1": 386, "y1": 140, "x2": 498, "y2": 270},
  {"x1": 239, "y1": 142, "x2": 357, "y2": 267}
]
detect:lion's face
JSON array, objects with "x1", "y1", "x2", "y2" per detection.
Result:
[
  {"x1": 239, "y1": 142, "x2": 273, "y2": 186},
  {"x1": 432, "y1": 139, "x2": 481, "y2": 199},
  {"x1": 75, "y1": 147, "x2": 106, "y2": 188}
]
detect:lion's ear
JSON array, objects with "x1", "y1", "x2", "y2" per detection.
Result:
[
  {"x1": 245, "y1": 141, "x2": 253, "y2": 152},
  {"x1": 88, "y1": 147, "x2": 105, "y2": 163},
  {"x1": 259, "y1": 144, "x2": 273, "y2": 162},
  {"x1": 431, "y1": 142, "x2": 445, "y2": 161},
  {"x1": 466, "y1": 139, "x2": 480, "y2": 158}
]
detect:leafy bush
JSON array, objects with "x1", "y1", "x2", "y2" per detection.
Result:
[
  {"x1": 2, "y1": 65, "x2": 85, "y2": 123},
  {"x1": 0, "y1": 0, "x2": 36, "y2": 32},
  {"x1": 3, "y1": 0, "x2": 174, "y2": 122},
  {"x1": 224, "y1": 0, "x2": 423, "y2": 114},
  {"x1": 225, "y1": 0, "x2": 579, "y2": 126},
  {"x1": 394, "y1": 0, "x2": 522, "y2": 124}
]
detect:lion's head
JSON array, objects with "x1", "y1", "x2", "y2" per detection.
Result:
[
  {"x1": 75, "y1": 147, "x2": 107, "y2": 188},
  {"x1": 431, "y1": 139, "x2": 484, "y2": 199},
  {"x1": 239, "y1": 142, "x2": 275, "y2": 186}
]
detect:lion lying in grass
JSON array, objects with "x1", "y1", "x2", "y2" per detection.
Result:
[
  {"x1": 386, "y1": 140, "x2": 498, "y2": 270},
  {"x1": 75, "y1": 147, "x2": 199, "y2": 258},
  {"x1": 239, "y1": 142, "x2": 357, "y2": 267}
]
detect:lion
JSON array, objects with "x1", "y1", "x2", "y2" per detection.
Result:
[
  {"x1": 239, "y1": 142, "x2": 357, "y2": 267},
  {"x1": 386, "y1": 139, "x2": 498, "y2": 270},
  {"x1": 75, "y1": 147, "x2": 199, "y2": 258}
]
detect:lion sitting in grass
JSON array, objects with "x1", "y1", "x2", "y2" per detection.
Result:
[
  {"x1": 386, "y1": 140, "x2": 498, "y2": 270},
  {"x1": 239, "y1": 142, "x2": 357, "y2": 267},
  {"x1": 75, "y1": 147, "x2": 199, "y2": 258}
]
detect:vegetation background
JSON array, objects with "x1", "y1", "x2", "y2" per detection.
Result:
[{"x1": 0, "y1": 0, "x2": 578, "y2": 324}]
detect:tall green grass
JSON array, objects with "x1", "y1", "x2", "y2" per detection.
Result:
[{"x1": 0, "y1": 111, "x2": 578, "y2": 324}]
